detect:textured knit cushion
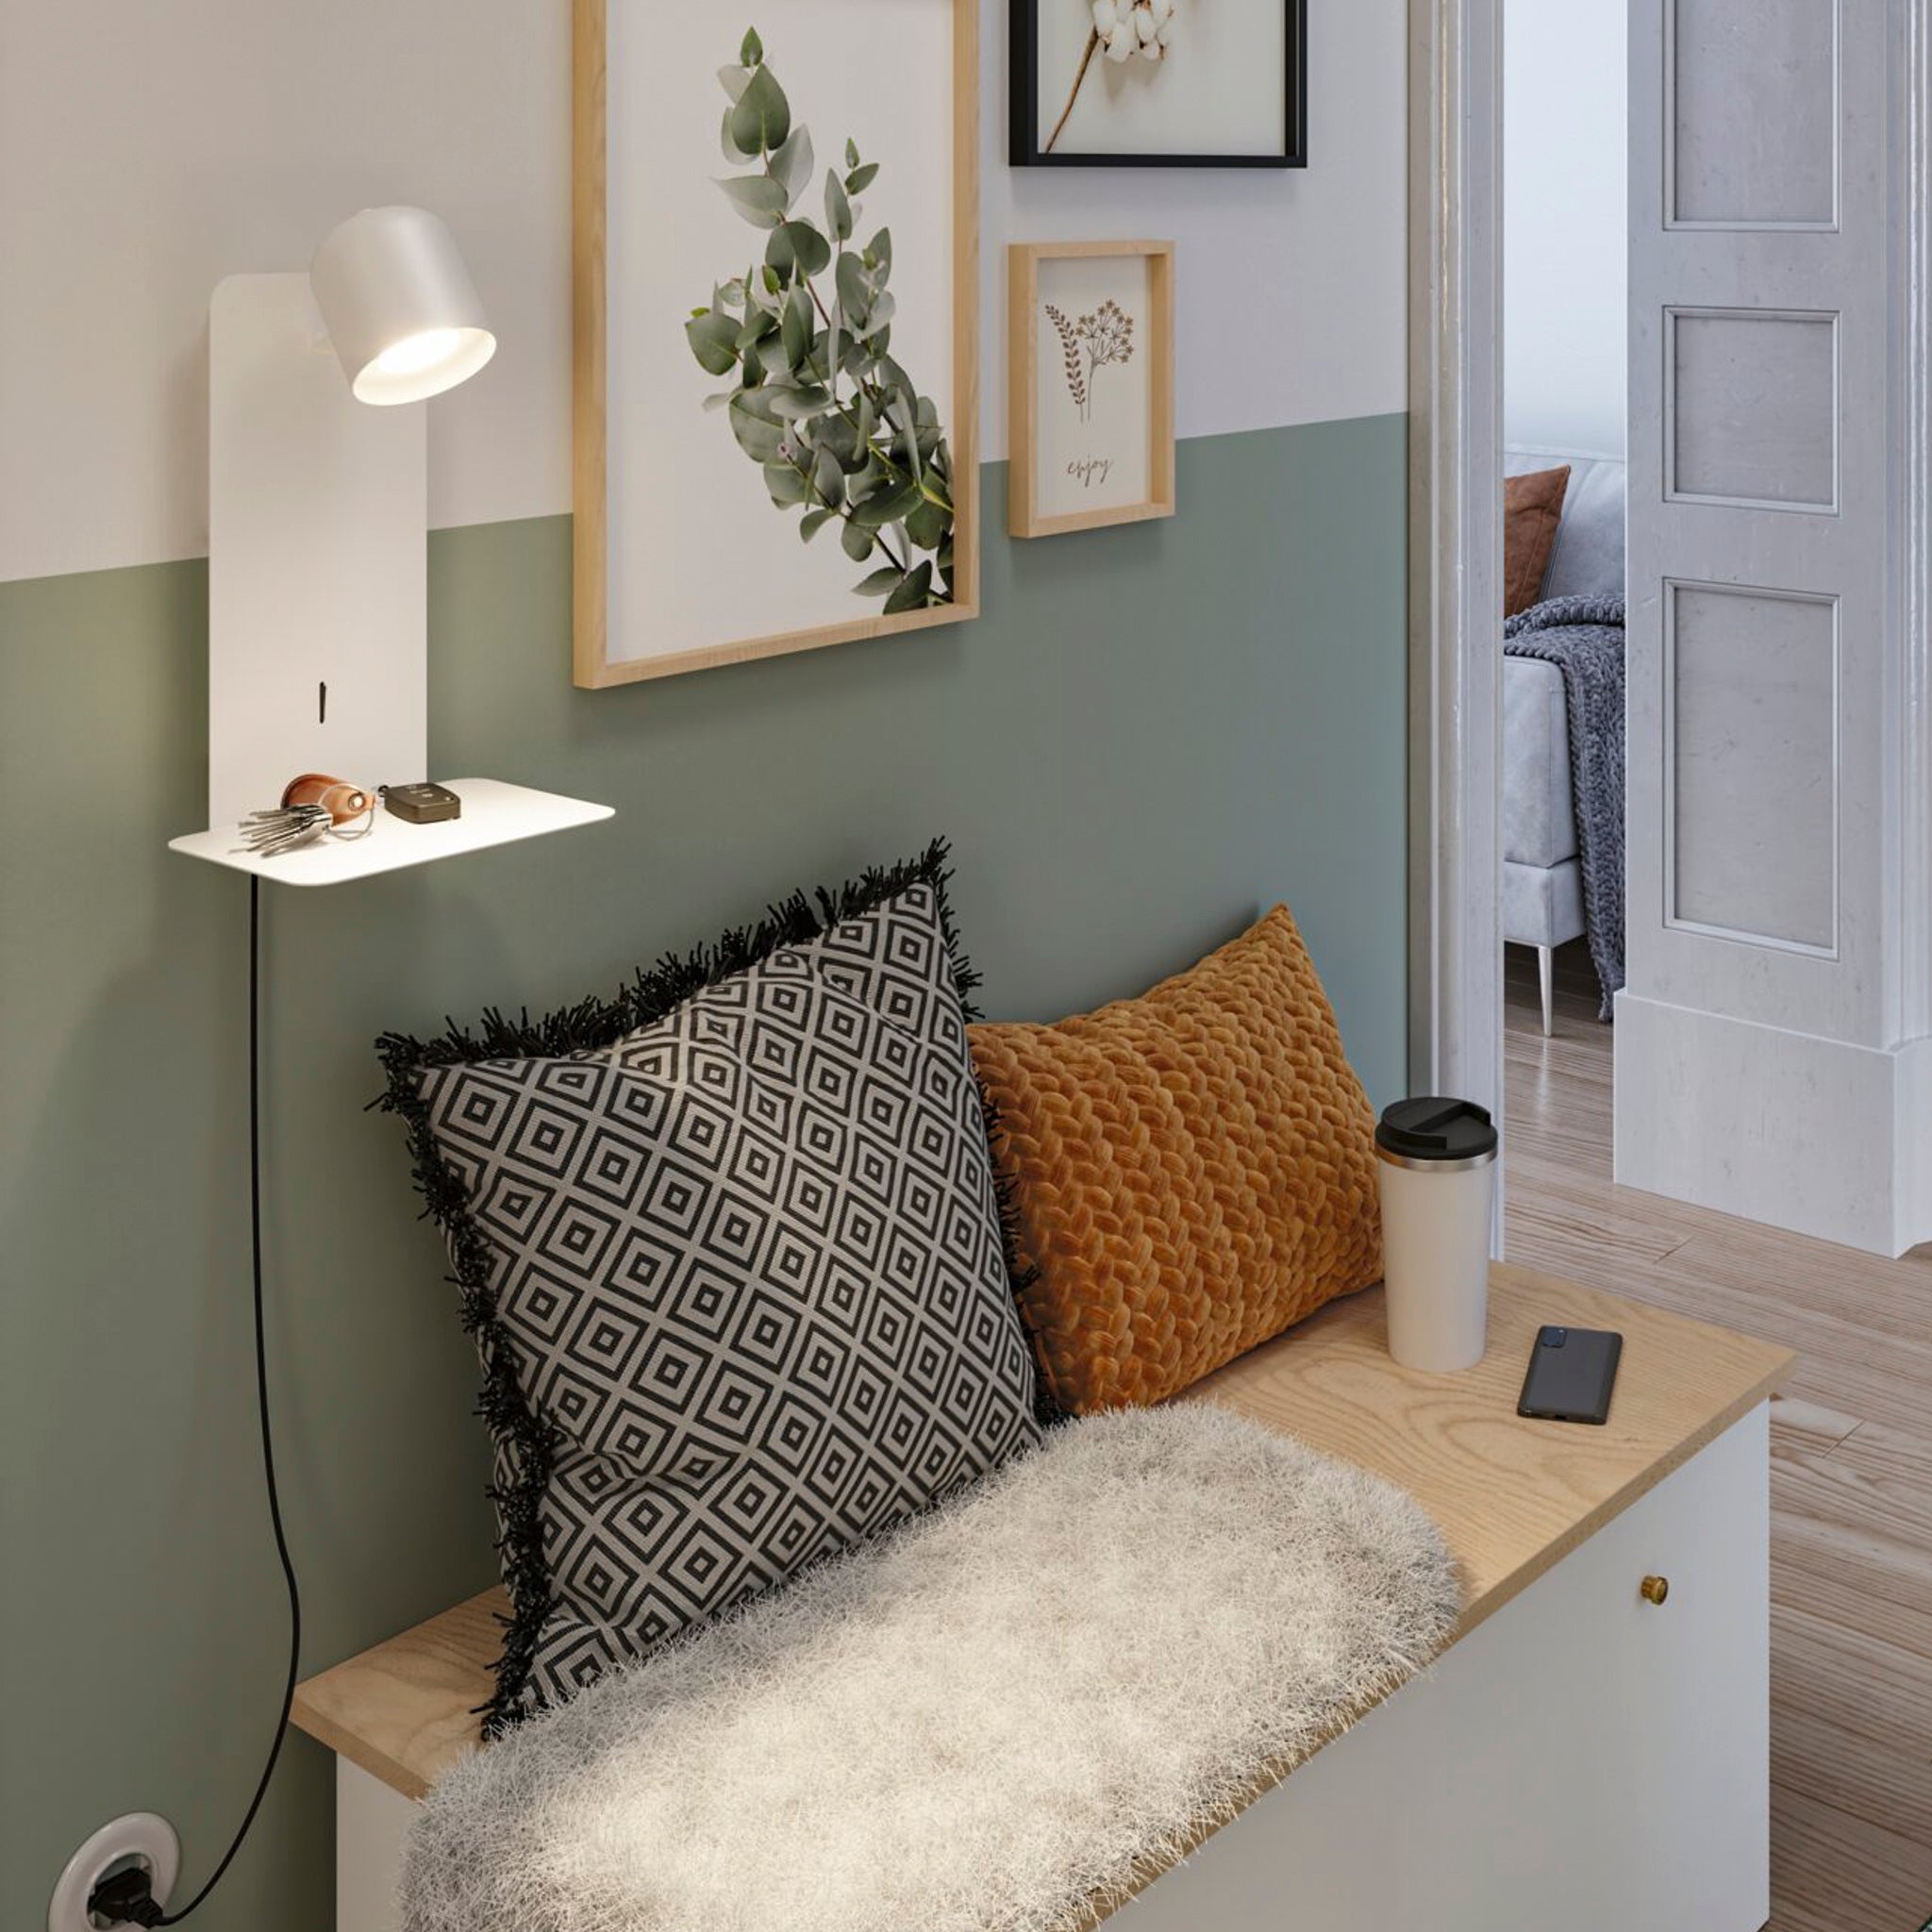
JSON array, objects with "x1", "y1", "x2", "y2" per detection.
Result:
[
  {"x1": 381, "y1": 851, "x2": 1041, "y2": 1725},
  {"x1": 1504, "y1": 464, "x2": 1572, "y2": 615},
  {"x1": 969, "y1": 908, "x2": 1381, "y2": 1414}
]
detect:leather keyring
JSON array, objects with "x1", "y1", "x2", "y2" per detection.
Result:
[{"x1": 280, "y1": 773, "x2": 374, "y2": 825}]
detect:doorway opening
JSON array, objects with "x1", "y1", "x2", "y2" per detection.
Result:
[{"x1": 1498, "y1": 2, "x2": 1627, "y2": 1122}]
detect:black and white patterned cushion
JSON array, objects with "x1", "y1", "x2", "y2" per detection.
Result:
[{"x1": 413, "y1": 879, "x2": 1041, "y2": 1717}]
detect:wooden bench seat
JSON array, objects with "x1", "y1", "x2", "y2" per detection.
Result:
[{"x1": 294, "y1": 1263, "x2": 1791, "y2": 1929}]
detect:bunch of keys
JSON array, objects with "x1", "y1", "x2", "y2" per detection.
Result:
[
  {"x1": 241, "y1": 802, "x2": 333, "y2": 857},
  {"x1": 239, "y1": 774, "x2": 375, "y2": 858}
]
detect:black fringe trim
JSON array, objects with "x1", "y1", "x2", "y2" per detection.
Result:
[{"x1": 373, "y1": 838, "x2": 1042, "y2": 1729}]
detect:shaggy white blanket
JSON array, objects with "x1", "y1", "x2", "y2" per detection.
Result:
[{"x1": 403, "y1": 1405, "x2": 1460, "y2": 1932}]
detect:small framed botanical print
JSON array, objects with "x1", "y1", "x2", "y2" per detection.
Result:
[
  {"x1": 1010, "y1": 0, "x2": 1307, "y2": 168},
  {"x1": 1008, "y1": 241, "x2": 1175, "y2": 540}
]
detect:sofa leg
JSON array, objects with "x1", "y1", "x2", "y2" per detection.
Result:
[{"x1": 1538, "y1": 946, "x2": 1555, "y2": 1038}]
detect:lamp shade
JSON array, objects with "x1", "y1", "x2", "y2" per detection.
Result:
[{"x1": 309, "y1": 206, "x2": 496, "y2": 406}]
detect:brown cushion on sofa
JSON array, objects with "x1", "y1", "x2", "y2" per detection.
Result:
[
  {"x1": 1504, "y1": 464, "x2": 1571, "y2": 616},
  {"x1": 969, "y1": 907, "x2": 1382, "y2": 1414}
]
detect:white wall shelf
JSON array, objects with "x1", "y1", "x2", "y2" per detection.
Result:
[{"x1": 167, "y1": 778, "x2": 612, "y2": 888}]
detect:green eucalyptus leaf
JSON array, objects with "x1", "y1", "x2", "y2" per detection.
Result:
[
  {"x1": 734, "y1": 308, "x2": 777, "y2": 352},
  {"x1": 906, "y1": 497, "x2": 948, "y2": 550},
  {"x1": 728, "y1": 63, "x2": 790, "y2": 157},
  {"x1": 845, "y1": 161, "x2": 879, "y2": 195},
  {"x1": 888, "y1": 392, "x2": 920, "y2": 470},
  {"x1": 814, "y1": 448, "x2": 846, "y2": 507},
  {"x1": 841, "y1": 517, "x2": 875, "y2": 562},
  {"x1": 685, "y1": 309, "x2": 740, "y2": 376},
  {"x1": 867, "y1": 228, "x2": 892, "y2": 275},
  {"x1": 852, "y1": 566, "x2": 903, "y2": 597},
  {"x1": 718, "y1": 63, "x2": 753, "y2": 103},
  {"x1": 800, "y1": 506, "x2": 835, "y2": 541},
  {"x1": 850, "y1": 481, "x2": 920, "y2": 529},
  {"x1": 767, "y1": 220, "x2": 832, "y2": 280},
  {"x1": 767, "y1": 383, "x2": 831, "y2": 421},
  {"x1": 743, "y1": 262, "x2": 784, "y2": 314},
  {"x1": 845, "y1": 137, "x2": 860, "y2": 168},
  {"x1": 824, "y1": 170, "x2": 852, "y2": 242},
  {"x1": 883, "y1": 561, "x2": 934, "y2": 614},
  {"x1": 717, "y1": 175, "x2": 789, "y2": 228},
  {"x1": 865, "y1": 293, "x2": 895, "y2": 333},
  {"x1": 835, "y1": 251, "x2": 870, "y2": 329},
  {"x1": 764, "y1": 460, "x2": 810, "y2": 506},
  {"x1": 715, "y1": 278, "x2": 746, "y2": 311},
  {"x1": 780, "y1": 286, "x2": 811, "y2": 368},
  {"x1": 722, "y1": 109, "x2": 758, "y2": 165},
  {"x1": 816, "y1": 415, "x2": 858, "y2": 467},
  {"x1": 771, "y1": 125, "x2": 815, "y2": 207},
  {"x1": 740, "y1": 25, "x2": 763, "y2": 66},
  {"x1": 728, "y1": 391, "x2": 787, "y2": 463},
  {"x1": 702, "y1": 386, "x2": 739, "y2": 412},
  {"x1": 918, "y1": 474, "x2": 953, "y2": 514}
]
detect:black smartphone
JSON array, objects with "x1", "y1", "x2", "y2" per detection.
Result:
[{"x1": 1517, "y1": 1324, "x2": 1622, "y2": 1424}]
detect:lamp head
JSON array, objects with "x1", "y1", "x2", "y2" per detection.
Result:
[{"x1": 309, "y1": 206, "x2": 496, "y2": 406}]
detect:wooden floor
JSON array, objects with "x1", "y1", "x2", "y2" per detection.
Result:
[{"x1": 1505, "y1": 941, "x2": 1932, "y2": 1932}]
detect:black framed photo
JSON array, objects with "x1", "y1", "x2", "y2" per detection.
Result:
[{"x1": 1010, "y1": 0, "x2": 1307, "y2": 168}]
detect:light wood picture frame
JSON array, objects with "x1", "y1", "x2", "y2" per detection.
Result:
[
  {"x1": 1008, "y1": 240, "x2": 1175, "y2": 540},
  {"x1": 573, "y1": 0, "x2": 980, "y2": 689}
]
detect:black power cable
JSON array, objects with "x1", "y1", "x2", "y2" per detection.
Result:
[{"x1": 91, "y1": 876, "x2": 303, "y2": 1927}]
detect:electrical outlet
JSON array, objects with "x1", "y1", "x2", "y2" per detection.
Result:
[{"x1": 47, "y1": 1814, "x2": 176, "y2": 1932}]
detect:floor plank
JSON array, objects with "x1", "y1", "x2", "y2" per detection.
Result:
[
  {"x1": 1503, "y1": 948, "x2": 1932, "y2": 1932},
  {"x1": 1769, "y1": 1785, "x2": 1932, "y2": 1932}
]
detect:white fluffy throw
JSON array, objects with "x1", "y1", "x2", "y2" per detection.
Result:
[{"x1": 403, "y1": 1404, "x2": 1460, "y2": 1932}]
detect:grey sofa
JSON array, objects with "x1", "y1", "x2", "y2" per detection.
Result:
[{"x1": 1503, "y1": 448, "x2": 1625, "y2": 1033}]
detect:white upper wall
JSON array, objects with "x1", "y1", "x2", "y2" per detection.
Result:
[
  {"x1": 1504, "y1": 0, "x2": 1626, "y2": 458},
  {"x1": 0, "y1": 2, "x2": 1406, "y2": 586}
]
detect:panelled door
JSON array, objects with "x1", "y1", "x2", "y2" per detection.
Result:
[
  {"x1": 1628, "y1": 0, "x2": 1880, "y2": 1037},
  {"x1": 1619, "y1": 0, "x2": 1916, "y2": 1244}
]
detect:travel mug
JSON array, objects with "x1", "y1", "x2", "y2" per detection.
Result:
[{"x1": 1374, "y1": 1097, "x2": 1500, "y2": 1372}]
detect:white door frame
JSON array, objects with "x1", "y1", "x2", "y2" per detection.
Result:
[{"x1": 1407, "y1": 0, "x2": 1505, "y2": 1135}]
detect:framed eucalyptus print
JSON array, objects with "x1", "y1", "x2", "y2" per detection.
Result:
[
  {"x1": 574, "y1": 0, "x2": 980, "y2": 688},
  {"x1": 1008, "y1": 241, "x2": 1175, "y2": 539},
  {"x1": 1010, "y1": 0, "x2": 1307, "y2": 167}
]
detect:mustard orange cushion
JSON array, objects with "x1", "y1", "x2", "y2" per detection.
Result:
[{"x1": 969, "y1": 907, "x2": 1382, "y2": 1414}]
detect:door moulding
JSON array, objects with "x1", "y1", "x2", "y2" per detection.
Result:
[{"x1": 1407, "y1": 0, "x2": 1505, "y2": 1149}]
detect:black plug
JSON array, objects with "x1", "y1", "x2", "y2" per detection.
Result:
[{"x1": 88, "y1": 1866, "x2": 165, "y2": 1928}]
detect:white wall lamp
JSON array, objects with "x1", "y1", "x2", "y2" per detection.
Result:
[
  {"x1": 175, "y1": 206, "x2": 607, "y2": 881},
  {"x1": 200, "y1": 206, "x2": 484, "y2": 838},
  {"x1": 309, "y1": 205, "x2": 497, "y2": 406}
]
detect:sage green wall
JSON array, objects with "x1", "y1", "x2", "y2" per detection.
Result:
[{"x1": 0, "y1": 415, "x2": 1406, "y2": 1932}]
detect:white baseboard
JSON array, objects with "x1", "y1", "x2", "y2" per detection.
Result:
[{"x1": 1615, "y1": 992, "x2": 1932, "y2": 1257}]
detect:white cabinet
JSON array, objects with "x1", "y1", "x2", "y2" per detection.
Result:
[
  {"x1": 1122, "y1": 1405, "x2": 1770, "y2": 1932},
  {"x1": 332, "y1": 1407, "x2": 1772, "y2": 1932}
]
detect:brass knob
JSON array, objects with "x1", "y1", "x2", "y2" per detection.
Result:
[{"x1": 1640, "y1": 1574, "x2": 1670, "y2": 1607}]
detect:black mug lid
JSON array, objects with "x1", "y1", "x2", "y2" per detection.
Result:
[{"x1": 1376, "y1": 1096, "x2": 1498, "y2": 1162}]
